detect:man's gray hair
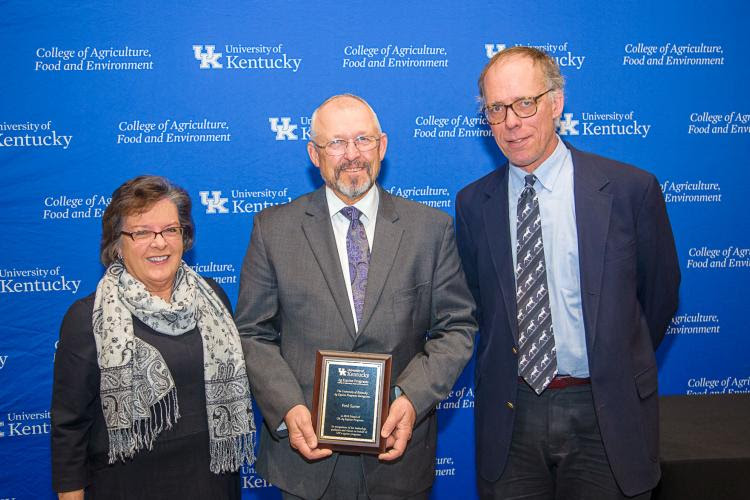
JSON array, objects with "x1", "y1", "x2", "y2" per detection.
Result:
[{"x1": 309, "y1": 93, "x2": 382, "y2": 140}]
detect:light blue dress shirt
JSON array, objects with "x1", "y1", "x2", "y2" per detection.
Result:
[{"x1": 508, "y1": 137, "x2": 589, "y2": 377}]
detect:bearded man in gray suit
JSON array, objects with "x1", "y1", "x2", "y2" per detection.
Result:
[{"x1": 235, "y1": 94, "x2": 477, "y2": 500}]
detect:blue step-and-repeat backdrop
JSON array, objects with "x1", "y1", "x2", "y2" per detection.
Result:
[{"x1": 1, "y1": 2, "x2": 748, "y2": 498}]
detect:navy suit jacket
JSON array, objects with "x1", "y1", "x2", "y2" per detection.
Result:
[{"x1": 455, "y1": 144, "x2": 680, "y2": 496}]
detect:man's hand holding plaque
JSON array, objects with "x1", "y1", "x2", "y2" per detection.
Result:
[
  {"x1": 378, "y1": 395, "x2": 416, "y2": 461},
  {"x1": 284, "y1": 404, "x2": 333, "y2": 461}
]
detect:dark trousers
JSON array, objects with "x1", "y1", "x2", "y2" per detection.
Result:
[
  {"x1": 478, "y1": 383, "x2": 651, "y2": 500},
  {"x1": 281, "y1": 453, "x2": 430, "y2": 500}
]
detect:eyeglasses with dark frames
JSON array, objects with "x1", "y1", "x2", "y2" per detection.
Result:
[
  {"x1": 120, "y1": 226, "x2": 184, "y2": 243},
  {"x1": 483, "y1": 89, "x2": 554, "y2": 125}
]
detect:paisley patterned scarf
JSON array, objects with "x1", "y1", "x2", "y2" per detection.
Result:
[{"x1": 92, "y1": 261, "x2": 255, "y2": 472}]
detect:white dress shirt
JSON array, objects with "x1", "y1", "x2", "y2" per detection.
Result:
[{"x1": 325, "y1": 185, "x2": 379, "y2": 332}]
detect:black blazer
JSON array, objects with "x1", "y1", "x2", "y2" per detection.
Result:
[{"x1": 456, "y1": 144, "x2": 680, "y2": 496}]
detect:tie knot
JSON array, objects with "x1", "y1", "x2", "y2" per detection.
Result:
[
  {"x1": 341, "y1": 206, "x2": 362, "y2": 222},
  {"x1": 524, "y1": 174, "x2": 537, "y2": 188}
]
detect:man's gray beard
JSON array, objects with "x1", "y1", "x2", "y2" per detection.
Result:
[{"x1": 332, "y1": 161, "x2": 373, "y2": 199}]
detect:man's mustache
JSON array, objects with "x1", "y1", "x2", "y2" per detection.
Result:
[{"x1": 335, "y1": 160, "x2": 371, "y2": 178}]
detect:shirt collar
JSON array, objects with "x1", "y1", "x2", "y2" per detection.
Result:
[
  {"x1": 509, "y1": 136, "x2": 569, "y2": 193},
  {"x1": 325, "y1": 184, "x2": 379, "y2": 221}
]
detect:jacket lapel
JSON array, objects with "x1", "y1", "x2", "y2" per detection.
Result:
[
  {"x1": 357, "y1": 187, "x2": 403, "y2": 335},
  {"x1": 301, "y1": 187, "x2": 357, "y2": 339},
  {"x1": 482, "y1": 166, "x2": 520, "y2": 342},
  {"x1": 570, "y1": 145, "x2": 612, "y2": 352}
]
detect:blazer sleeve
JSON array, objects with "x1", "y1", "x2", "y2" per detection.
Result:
[
  {"x1": 51, "y1": 298, "x2": 100, "y2": 493},
  {"x1": 396, "y1": 217, "x2": 478, "y2": 422},
  {"x1": 636, "y1": 175, "x2": 681, "y2": 349},
  {"x1": 234, "y1": 215, "x2": 306, "y2": 434},
  {"x1": 455, "y1": 191, "x2": 482, "y2": 325}
]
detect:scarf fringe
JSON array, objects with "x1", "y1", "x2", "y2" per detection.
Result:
[
  {"x1": 107, "y1": 388, "x2": 180, "y2": 464},
  {"x1": 209, "y1": 430, "x2": 257, "y2": 473}
]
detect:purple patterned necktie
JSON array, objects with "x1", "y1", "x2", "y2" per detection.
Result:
[
  {"x1": 516, "y1": 174, "x2": 557, "y2": 394},
  {"x1": 341, "y1": 206, "x2": 370, "y2": 326}
]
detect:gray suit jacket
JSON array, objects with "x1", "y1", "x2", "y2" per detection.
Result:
[{"x1": 235, "y1": 185, "x2": 476, "y2": 499}]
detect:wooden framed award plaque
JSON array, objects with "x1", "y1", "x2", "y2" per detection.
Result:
[{"x1": 311, "y1": 350, "x2": 392, "y2": 454}]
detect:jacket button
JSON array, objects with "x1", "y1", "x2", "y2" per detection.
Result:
[
  {"x1": 512, "y1": 346, "x2": 518, "y2": 354},
  {"x1": 506, "y1": 401, "x2": 514, "y2": 409}
]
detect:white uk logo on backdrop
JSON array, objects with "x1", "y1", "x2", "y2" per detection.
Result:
[
  {"x1": 193, "y1": 45, "x2": 223, "y2": 69},
  {"x1": 556, "y1": 111, "x2": 650, "y2": 138},
  {"x1": 557, "y1": 113, "x2": 580, "y2": 135},
  {"x1": 199, "y1": 191, "x2": 229, "y2": 214},
  {"x1": 485, "y1": 43, "x2": 507, "y2": 58},
  {"x1": 269, "y1": 117, "x2": 299, "y2": 140}
]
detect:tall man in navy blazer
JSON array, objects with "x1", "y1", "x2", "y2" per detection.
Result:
[{"x1": 456, "y1": 47, "x2": 680, "y2": 499}]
